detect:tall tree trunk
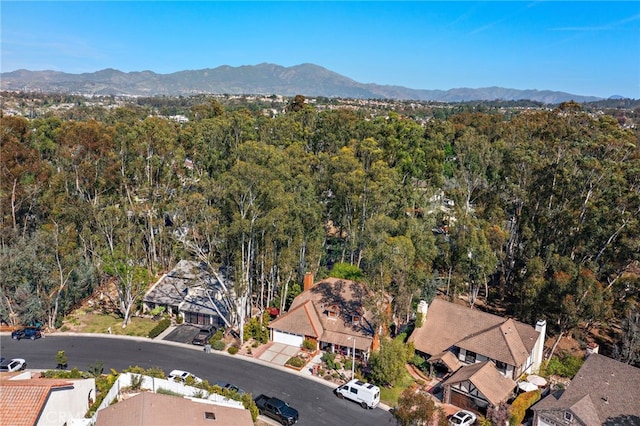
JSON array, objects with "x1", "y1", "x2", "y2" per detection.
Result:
[{"x1": 547, "y1": 331, "x2": 565, "y2": 361}]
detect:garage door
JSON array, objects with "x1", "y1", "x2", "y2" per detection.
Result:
[
  {"x1": 273, "y1": 330, "x2": 304, "y2": 347},
  {"x1": 450, "y1": 390, "x2": 475, "y2": 411}
]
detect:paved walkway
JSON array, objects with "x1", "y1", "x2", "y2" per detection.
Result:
[{"x1": 255, "y1": 342, "x2": 299, "y2": 366}]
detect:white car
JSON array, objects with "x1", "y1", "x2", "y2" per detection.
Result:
[
  {"x1": 168, "y1": 369, "x2": 202, "y2": 383},
  {"x1": 449, "y1": 410, "x2": 477, "y2": 426},
  {"x1": 0, "y1": 358, "x2": 27, "y2": 372}
]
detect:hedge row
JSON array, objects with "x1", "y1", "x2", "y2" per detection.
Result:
[
  {"x1": 509, "y1": 390, "x2": 541, "y2": 426},
  {"x1": 147, "y1": 319, "x2": 171, "y2": 339}
]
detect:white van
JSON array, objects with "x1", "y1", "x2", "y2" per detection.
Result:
[{"x1": 335, "y1": 379, "x2": 380, "y2": 409}]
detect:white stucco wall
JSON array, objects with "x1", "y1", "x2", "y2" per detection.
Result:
[{"x1": 37, "y1": 378, "x2": 95, "y2": 426}]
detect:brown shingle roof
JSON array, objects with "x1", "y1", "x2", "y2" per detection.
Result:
[
  {"x1": 0, "y1": 377, "x2": 74, "y2": 426},
  {"x1": 268, "y1": 278, "x2": 380, "y2": 350},
  {"x1": 443, "y1": 361, "x2": 516, "y2": 406},
  {"x1": 95, "y1": 391, "x2": 253, "y2": 426},
  {"x1": 429, "y1": 351, "x2": 462, "y2": 372},
  {"x1": 408, "y1": 299, "x2": 539, "y2": 368},
  {"x1": 533, "y1": 354, "x2": 640, "y2": 424},
  {"x1": 268, "y1": 300, "x2": 321, "y2": 338}
]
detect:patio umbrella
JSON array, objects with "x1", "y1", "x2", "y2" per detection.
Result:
[
  {"x1": 527, "y1": 374, "x2": 547, "y2": 387},
  {"x1": 518, "y1": 381, "x2": 538, "y2": 392}
]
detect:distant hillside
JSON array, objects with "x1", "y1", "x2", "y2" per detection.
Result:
[{"x1": 0, "y1": 63, "x2": 603, "y2": 103}]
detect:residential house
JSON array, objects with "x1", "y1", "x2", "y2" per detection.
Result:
[
  {"x1": 408, "y1": 298, "x2": 546, "y2": 411},
  {"x1": 0, "y1": 371, "x2": 95, "y2": 426},
  {"x1": 142, "y1": 260, "x2": 230, "y2": 327},
  {"x1": 268, "y1": 274, "x2": 389, "y2": 360},
  {"x1": 441, "y1": 361, "x2": 517, "y2": 412},
  {"x1": 95, "y1": 392, "x2": 253, "y2": 426},
  {"x1": 532, "y1": 353, "x2": 640, "y2": 426}
]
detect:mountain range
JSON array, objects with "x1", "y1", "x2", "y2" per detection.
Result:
[{"x1": 0, "y1": 63, "x2": 603, "y2": 103}]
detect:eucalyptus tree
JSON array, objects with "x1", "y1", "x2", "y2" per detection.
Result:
[
  {"x1": 99, "y1": 215, "x2": 151, "y2": 328},
  {"x1": 0, "y1": 228, "x2": 97, "y2": 328},
  {"x1": 54, "y1": 119, "x2": 117, "y2": 206},
  {"x1": 501, "y1": 107, "x2": 638, "y2": 341},
  {"x1": 0, "y1": 115, "x2": 49, "y2": 237}
]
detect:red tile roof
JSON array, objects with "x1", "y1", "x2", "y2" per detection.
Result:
[{"x1": 0, "y1": 377, "x2": 73, "y2": 426}]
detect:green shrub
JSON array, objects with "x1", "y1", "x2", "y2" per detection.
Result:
[
  {"x1": 540, "y1": 352, "x2": 584, "y2": 378},
  {"x1": 243, "y1": 313, "x2": 270, "y2": 343},
  {"x1": 302, "y1": 339, "x2": 316, "y2": 351},
  {"x1": 87, "y1": 360, "x2": 104, "y2": 377},
  {"x1": 147, "y1": 318, "x2": 171, "y2": 338},
  {"x1": 343, "y1": 358, "x2": 353, "y2": 372},
  {"x1": 41, "y1": 368, "x2": 86, "y2": 379},
  {"x1": 321, "y1": 352, "x2": 339, "y2": 370},
  {"x1": 123, "y1": 365, "x2": 166, "y2": 378},
  {"x1": 156, "y1": 387, "x2": 183, "y2": 396},
  {"x1": 211, "y1": 340, "x2": 226, "y2": 351},
  {"x1": 509, "y1": 390, "x2": 541, "y2": 426},
  {"x1": 286, "y1": 356, "x2": 306, "y2": 368},
  {"x1": 149, "y1": 306, "x2": 165, "y2": 316},
  {"x1": 227, "y1": 345, "x2": 239, "y2": 355},
  {"x1": 210, "y1": 329, "x2": 224, "y2": 342},
  {"x1": 410, "y1": 354, "x2": 426, "y2": 368}
]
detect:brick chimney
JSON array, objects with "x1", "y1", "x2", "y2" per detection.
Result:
[{"x1": 303, "y1": 272, "x2": 314, "y2": 291}]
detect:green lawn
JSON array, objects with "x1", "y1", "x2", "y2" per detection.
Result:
[
  {"x1": 379, "y1": 371, "x2": 417, "y2": 408},
  {"x1": 61, "y1": 312, "x2": 158, "y2": 337}
]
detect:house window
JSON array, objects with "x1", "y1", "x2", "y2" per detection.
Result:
[
  {"x1": 465, "y1": 350, "x2": 477, "y2": 364},
  {"x1": 205, "y1": 411, "x2": 216, "y2": 420},
  {"x1": 564, "y1": 411, "x2": 573, "y2": 421},
  {"x1": 495, "y1": 361, "x2": 507, "y2": 374}
]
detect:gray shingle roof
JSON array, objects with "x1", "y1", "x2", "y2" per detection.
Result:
[
  {"x1": 143, "y1": 260, "x2": 228, "y2": 317},
  {"x1": 532, "y1": 354, "x2": 640, "y2": 425}
]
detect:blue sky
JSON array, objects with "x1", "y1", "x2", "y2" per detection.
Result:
[{"x1": 2, "y1": 1, "x2": 639, "y2": 99}]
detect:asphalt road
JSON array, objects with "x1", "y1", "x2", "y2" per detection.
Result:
[{"x1": 0, "y1": 334, "x2": 395, "y2": 426}]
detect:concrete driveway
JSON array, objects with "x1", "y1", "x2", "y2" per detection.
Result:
[
  {"x1": 255, "y1": 342, "x2": 300, "y2": 366},
  {"x1": 161, "y1": 324, "x2": 200, "y2": 344}
]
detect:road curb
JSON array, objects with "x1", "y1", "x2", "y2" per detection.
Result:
[{"x1": 0, "y1": 331, "x2": 392, "y2": 411}]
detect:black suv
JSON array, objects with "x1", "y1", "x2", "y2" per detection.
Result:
[{"x1": 11, "y1": 327, "x2": 42, "y2": 340}]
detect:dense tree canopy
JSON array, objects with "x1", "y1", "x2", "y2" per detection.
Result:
[{"x1": 1, "y1": 95, "x2": 638, "y2": 360}]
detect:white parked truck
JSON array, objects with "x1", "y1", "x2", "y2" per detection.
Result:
[{"x1": 334, "y1": 379, "x2": 380, "y2": 409}]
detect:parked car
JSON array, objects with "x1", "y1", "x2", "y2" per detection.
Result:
[
  {"x1": 168, "y1": 369, "x2": 202, "y2": 384},
  {"x1": 192, "y1": 325, "x2": 215, "y2": 346},
  {"x1": 254, "y1": 394, "x2": 299, "y2": 425},
  {"x1": 449, "y1": 410, "x2": 477, "y2": 426},
  {"x1": 0, "y1": 358, "x2": 27, "y2": 372},
  {"x1": 11, "y1": 327, "x2": 42, "y2": 340},
  {"x1": 215, "y1": 381, "x2": 245, "y2": 395}
]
